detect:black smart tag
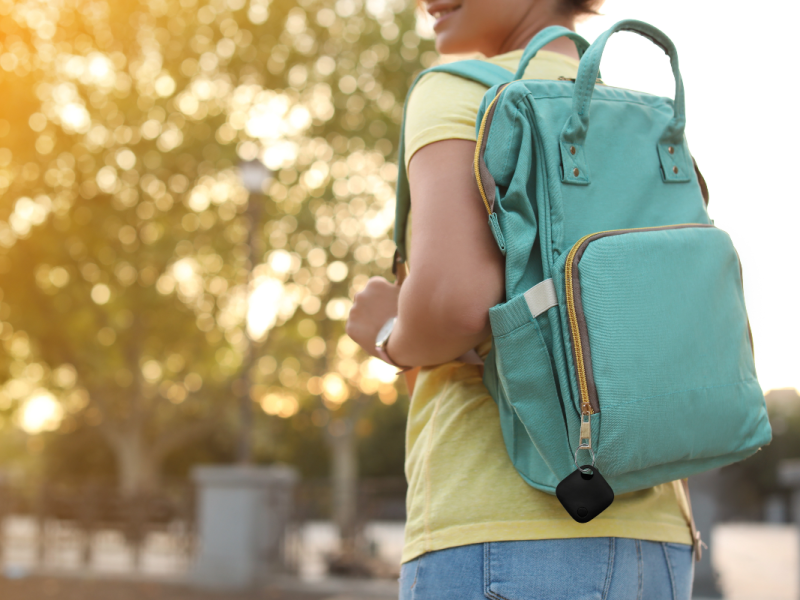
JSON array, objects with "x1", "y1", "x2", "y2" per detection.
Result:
[{"x1": 556, "y1": 465, "x2": 615, "y2": 523}]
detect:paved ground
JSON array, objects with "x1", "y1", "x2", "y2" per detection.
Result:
[
  {"x1": 0, "y1": 577, "x2": 317, "y2": 600},
  {"x1": 0, "y1": 524, "x2": 796, "y2": 600},
  {"x1": 0, "y1": 575, "x2": 398, "y2": 600},
  {"x1": 712, "y1": 524, "x2": 797, "y2": 600},
  {"x1": 0, "y1": 572, "x2": 792, "y2": 600}
]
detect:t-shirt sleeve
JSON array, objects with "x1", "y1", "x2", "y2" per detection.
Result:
[{"x1": 403, "y1": 71, "x2": 489, "y2": 172}]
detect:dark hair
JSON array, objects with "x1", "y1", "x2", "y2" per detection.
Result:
[{"x1": 415, "y1": 0, "x2": 603, "y2": 17}]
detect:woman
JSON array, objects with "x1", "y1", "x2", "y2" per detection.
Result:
[{"x1": 346, "y1": 1, "x2": 695, "y2": 598}]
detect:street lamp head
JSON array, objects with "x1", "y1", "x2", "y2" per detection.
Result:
[{"x1": 238, "y1": 158, "x2": 273, "y2": 194}]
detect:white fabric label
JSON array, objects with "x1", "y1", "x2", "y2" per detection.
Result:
[{"x1": 523, "y1": 278, "x2": 558, "y2": 318}]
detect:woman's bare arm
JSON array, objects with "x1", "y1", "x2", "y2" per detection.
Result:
[
  {"x1": 347, "y1": 138, "x2": 504, "y2": 367},
  {"x1": 386, "y1": 139, "x2": 505, "y2": 366}
]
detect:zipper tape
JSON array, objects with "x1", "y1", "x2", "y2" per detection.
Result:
[{"x1": 565, "y1": 223, "x2": 714, "y2": 415}]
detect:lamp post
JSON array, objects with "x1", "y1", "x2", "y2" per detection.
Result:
[
  {"x1": 239, "y1": 158, "x2": 273, "y2": 197},
  {"x1": 236, "y1": 158, "x2": 272, "y2": 465},
  {"x1": 190, "y1": 159, "x2": 300, "y2": 591}
]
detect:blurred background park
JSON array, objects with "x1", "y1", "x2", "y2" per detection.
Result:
[{"x1": 0, "y1": 0, "x2": 797, "y2": 598}]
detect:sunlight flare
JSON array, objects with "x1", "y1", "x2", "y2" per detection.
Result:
[{"x1": 19, "y1": 390, "x2": 63, "y2": 434}]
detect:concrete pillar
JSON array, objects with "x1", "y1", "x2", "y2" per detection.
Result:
[
  {"x1": 190, "y1": 465, "x2": 298, "y2": 590},
  {"x1": 764, "y1": 494, "x2": 788, "y2": 524},
  {"x1": 778, "y1": 459, "x2": 800, "y2": 600},
  {"x1": 688, "y1": 469, "x2": 724, "y2": 598}
]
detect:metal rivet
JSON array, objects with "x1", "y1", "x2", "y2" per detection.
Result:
[
  {"x1": 672, "y1": 166, "x2": 679, "y2": 174},
  {"x1": 668, "y1": 146, "x2": 675, "y2": 154},
  {"x1": 570, "y1": 146, "x2": 576, "y2": 155},
  {"x1": 573, "y1": 167, "x2": 580, "y2": 177}
]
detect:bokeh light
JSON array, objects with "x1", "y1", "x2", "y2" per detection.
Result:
[
  {"x1": 0, "y1": 0, "x2": 423, "y2": 513},
  {"x1": 19, "y1": 390, "x2": 64, "y2": 434}
]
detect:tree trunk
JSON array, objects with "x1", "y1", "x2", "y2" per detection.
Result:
[
  {"x1": 112, "y1": 431, "x2": 160, "y2": 498},
  {"x1": 99, "y1": 418, "x2": 215, "y2": 498},
  {"x1": 328, "y1": 419, "x2": 358, "y2": 555}
]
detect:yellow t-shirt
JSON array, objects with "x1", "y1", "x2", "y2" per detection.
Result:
[{"x1": 401, "y1": 49, "x2": 693, "y2": 564}]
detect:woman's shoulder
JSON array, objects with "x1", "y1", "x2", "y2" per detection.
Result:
[
  {"x1": 404, "y1": 55, "x2": 514, "y2": 170},
  {"x1": 408, "y1": 50, "x2": 522, "y2": 106},
  {"x1": 403, "y1": 50, "x2": 579, "y2": 171},
  {"x1": 409, "y1": 48, "x2": 576, "y2": 98}
]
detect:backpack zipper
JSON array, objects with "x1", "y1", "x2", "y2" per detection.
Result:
[
  {"x1": 474, "y1": 83, "x2": 511, "y2": 216},
  {"x1": 564, "y1": 223, "x2": 715, "y2": 417},
  {"x1": 474, "y1": 78, "x2": 603, "y2": 217}
]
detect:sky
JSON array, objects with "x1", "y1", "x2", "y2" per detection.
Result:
[{"x1": 574, "y1": 1, "x2": 800, "y2": 393}]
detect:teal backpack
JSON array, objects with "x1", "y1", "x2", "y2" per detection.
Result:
[{"x1": 393, "y1": 20, "x2": 772, "y2": 519}]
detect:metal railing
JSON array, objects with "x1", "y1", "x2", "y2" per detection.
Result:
[
  {"x1": 0, "y1": 483, "x2": 196, "y2": 576},
  {"x1": 0, "y1": 478, "x2": 407, "y2": 578}
]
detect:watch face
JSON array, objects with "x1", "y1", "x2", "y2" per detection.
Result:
[{"x1": 375, "y1": 317, "x2": 397, "y2": 347}]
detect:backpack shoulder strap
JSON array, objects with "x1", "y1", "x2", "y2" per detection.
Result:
[{"x1": 393, "y1": 61, "x2": 514, "y2": 274}]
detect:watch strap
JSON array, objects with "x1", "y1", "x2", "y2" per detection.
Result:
[{"x1": 375, "y1": 342, "x2": 412, "y2": 373}]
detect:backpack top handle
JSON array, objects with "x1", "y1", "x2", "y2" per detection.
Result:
[
  {"x1": 513, "y1": 26, "x2": 592, "y2": 80},
  {"x1": 394, "y1": 27, "x2": 593, "y2": 268},
  {"x1": 560, "y1": 20, "x2": 691, "y2": 186}
]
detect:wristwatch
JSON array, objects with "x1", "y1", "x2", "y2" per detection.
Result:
[{"x1": 374, "y1": 317, "x2": 410, "y2": 371}]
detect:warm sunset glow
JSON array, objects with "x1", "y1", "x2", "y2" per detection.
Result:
[
  {"x1": 19, "y1": 391, "x2": 64, "y2": 434},
  {"x1": 268, "y1": 250, "x2": 293, "y2": 274},
  {"x1": 259, "y1": 391, "x2": 299, "y2": 418},
  {"x1": 363, "y1": 357, "x2": 399, "y2": 384},
  {"x1": 322, "y1": 372, "x2": 348, "y2": 405},
  {"x1": 90, "y1": 283, "x2": 110, "y2": 305},
  {"x1": 247, "y1": 277, "x2": 284, "y2": 340}
]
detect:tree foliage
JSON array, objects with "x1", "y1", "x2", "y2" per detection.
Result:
[{"x1": 0, "y1": 0, "x2": 435, "y2": 493}]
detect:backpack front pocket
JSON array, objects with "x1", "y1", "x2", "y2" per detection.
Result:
[{"x1": 560, "y1": 224, "x2": 769, "y2": 481}]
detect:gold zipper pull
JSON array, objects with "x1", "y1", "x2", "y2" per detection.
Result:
[
  {"x1": 574, "y1": 412, "x2": 596, "y2": 470},
  {"x1": 579, "y1": 413, "x2": 592, "y2": 449},
  {"x1": 579, "y1": 415, "x2": 591, "y2": 446}
]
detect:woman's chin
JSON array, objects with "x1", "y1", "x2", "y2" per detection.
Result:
[{"x1": 434, "y1": 32, "x2": 476, "y2": 55}]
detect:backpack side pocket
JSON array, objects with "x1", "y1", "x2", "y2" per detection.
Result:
[{"x1": 487, "y1": 290, "x2": 575, "y2": 491}]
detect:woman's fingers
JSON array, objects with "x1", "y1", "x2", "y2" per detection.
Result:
[{"x1": 346, "y1": 276, "x2": 400, "y2": 356}]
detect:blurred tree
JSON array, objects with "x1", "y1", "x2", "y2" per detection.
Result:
[{"x1": 0, "y1": 0, "x2": 435, "y2": 511}]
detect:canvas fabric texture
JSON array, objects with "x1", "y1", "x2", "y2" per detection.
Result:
[
  {"x1": 400, "y1": 48, "x2": 693, "y2": 565},
  {"x1": 471, "y1": 22, "x2": 769, "y2": 500}
]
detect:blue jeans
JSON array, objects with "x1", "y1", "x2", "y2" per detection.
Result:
[{"x1": 399, "y1": 538, "x2": 693, "y2": 600}]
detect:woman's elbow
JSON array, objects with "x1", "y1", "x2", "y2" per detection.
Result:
[
  {"x1": 435, "y1": 294, "x2": 494, "y2": 338},
  {"x1": 404, "y1": 269, "x2": 501, "y2": 339}
]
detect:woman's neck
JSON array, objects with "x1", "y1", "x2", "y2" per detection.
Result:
[{"x1": 486, "y1": 10, "x2": 579, "y2": 60}]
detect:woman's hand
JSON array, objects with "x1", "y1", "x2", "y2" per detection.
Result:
[{"x1": 345, "y1": 276, "x2": 400, "y2": 358}]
